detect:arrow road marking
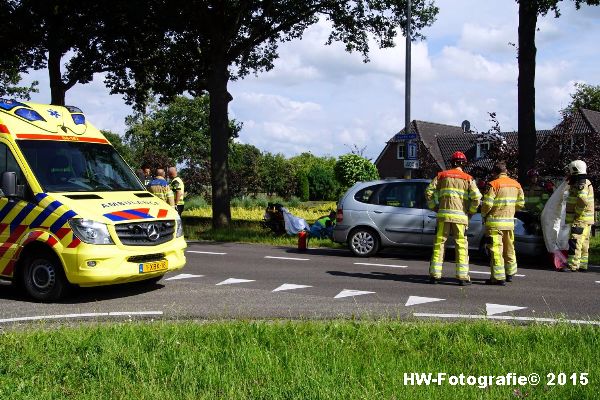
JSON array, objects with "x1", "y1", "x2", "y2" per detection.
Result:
[
  {"x1": 216, "y1": 278, "x2": 256, "y2": 286},
  {"x1": 405, "y1": 296, "x2": 445, "y2": 307},
  {"x1": 264, "y1": 256, "x2": 310, "y2": 261},
  {"x1": 272, "y1": 283, "x2": 312, "y2": 292},
  {"x1": 354, "y1": 262, "x2": 408, "y2": 268},
  {"x1": 334, "y1": 289, "x2": 375, "y2": 299},
  {"x1": 165, "y1": 274, "x2": 204, "y2": 281},
  {"x1": 486, "y1": 303, "x2": 527, "y2": 316}
]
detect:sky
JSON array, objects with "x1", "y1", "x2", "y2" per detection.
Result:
[{"x1": 20, "y1": 0, "x2": 600, "y2": 162}]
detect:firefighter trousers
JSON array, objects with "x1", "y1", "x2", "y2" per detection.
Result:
[
  {"x1": 486, "y1": 228, "x2": 516, "y2": 281},
  {"x1": 567, "y1": 224, "x2": 591, "y2": 271},
  {"x1": 430, "y1": 221, "x2": 469, "y2": 280}
]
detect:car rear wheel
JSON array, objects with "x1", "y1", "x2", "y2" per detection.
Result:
[
  {"x1": 20, "y1": 252, "x2": 69, "y2": 302},
  {"x1": 349, "y1": 228, "x2": 380, "y2": 257}
]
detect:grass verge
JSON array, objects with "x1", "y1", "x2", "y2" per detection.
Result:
[{"x1": 0, "y1": 320, "x2": 597, "y2": 399}]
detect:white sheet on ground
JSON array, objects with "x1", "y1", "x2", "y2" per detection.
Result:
[
  {"x1": 281, "y1": 207, "x2": 309, "y2": 235},
  {"x1": 540, "y1": 180, "x2": 570, "y2": 254}
]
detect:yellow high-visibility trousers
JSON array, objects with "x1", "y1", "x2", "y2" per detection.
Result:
[
  {"x1": 567, "y1": 224, "x2": 591, "y2": 271},
  {"x1": 430, "y1": 221, "x2": 469, "y2": 280},
  {"x1": 486, "y1": 228, "x2": 516, "y2": 281}
]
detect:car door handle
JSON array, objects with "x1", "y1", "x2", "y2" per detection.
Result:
[
  {"x1": 373, "y1": 210, "x2": 383, "y2": 214},
  {"x1": 427, "y1": 215, "x2": 436, "y2": 219}
]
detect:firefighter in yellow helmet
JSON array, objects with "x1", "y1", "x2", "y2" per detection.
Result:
[
  {"x1": 425, "y1": 151, "x2": 481, "y2": 285},
  {"x1": 562, "y1": 160, "x2": 595, "y2": 272},
  {"x1": 481, "y1": 161, "x2": 525, "y2": 285}
]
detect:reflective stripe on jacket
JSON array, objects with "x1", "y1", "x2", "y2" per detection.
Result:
[
  {"x1": 523, "y1": 184, "x2": 549, "y2": 213},
  {"x1": 170, "y1": 176, "x2": 185, "y2": 205},
  {"x1": 566, "y1": 178, "x2": 594, "y2": 225},
  {"x1": 425, "y1": 168, "x2": 482, "y2": 225},
  {"x1": 481, "y1": 173, "x2": 525, "y2": 230}
]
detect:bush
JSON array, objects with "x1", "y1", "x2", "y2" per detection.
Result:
[
  {"x1": 334, "y1": 154, "x2": 379, "y2": 192},
  {"x1": 185, "y1": 196, "x2": 209, "y2": 210}
]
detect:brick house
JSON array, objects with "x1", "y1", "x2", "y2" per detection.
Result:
[{"x1": 375, "y1": 108, "x2": 600, "y2": 181}]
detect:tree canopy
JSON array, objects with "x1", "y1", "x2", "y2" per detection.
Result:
[
  {"x1": 102, "y1": 0, "x2": 439, "y2": 228},
  {"x1": 564, "y1": 83, "x2": 600, "y2": 113}
]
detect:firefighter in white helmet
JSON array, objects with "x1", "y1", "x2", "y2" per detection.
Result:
[{"x1": 562, "y1": 160, "x2": 595, "y2": 272}]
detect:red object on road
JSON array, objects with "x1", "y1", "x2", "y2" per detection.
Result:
[{"x1": 298, "y1": 231, "x2": 308, "y2": 251}]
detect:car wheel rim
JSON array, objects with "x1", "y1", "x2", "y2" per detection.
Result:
[
  {"x1": 352, "y1": 232, "x2": 374, "y2": 255},
  {"x1": 31, "y1": 263, "x2": 55, "y2": 292}
]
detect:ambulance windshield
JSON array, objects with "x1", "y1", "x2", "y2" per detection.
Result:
[{"x1": 18, "y1": 140, "x2": 146, "y2": 192}]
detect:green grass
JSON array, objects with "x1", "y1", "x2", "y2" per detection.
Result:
[
  {"x1": 0, "y1": 320, "x2": 597, "y2": 399},
  {"x1": 589, "y1": 235, "x2": 600, "y2": 265}
]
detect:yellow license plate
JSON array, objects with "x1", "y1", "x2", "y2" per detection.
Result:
[{"x1": 139, "y1": 260, "x2": 168, "y2": 273}]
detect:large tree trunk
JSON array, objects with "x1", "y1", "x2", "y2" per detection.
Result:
[
  {"x1": 517, "y1": 1, "x2": 538, "y2": 183},
  {"x1": 207, "y1": 60, "x2": 232, "y2": 229},
  {"x1": 48, "y1": 50, "x2": 65, "y2": 106}
]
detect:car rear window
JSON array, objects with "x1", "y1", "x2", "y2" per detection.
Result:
[{"x1": 354, "y1": 184, "x2": 383, "y2": 204}]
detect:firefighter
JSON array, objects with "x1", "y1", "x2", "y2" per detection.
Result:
[
  {"x1": 481, "y1": 161, "x2": 525, "y2": 285},
  {"x1": 149, "y1": 168, "x2": 175, "y2": 207},
  {"x1": 425, "y1": 151, "x2": 481, "y2": 285},
  {"x1": 563, "y1": 160, "x2": 595, "y2": 272},
  {"x1": 523, "y1": 168, "x2": 549, "y2": 216}
]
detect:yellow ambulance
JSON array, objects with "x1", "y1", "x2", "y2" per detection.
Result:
[{"x1": 0, "y1": 99, "x2": 186, "y2": 301}]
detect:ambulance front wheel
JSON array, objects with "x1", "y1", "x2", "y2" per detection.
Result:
[{"x1": 21, "y1": 252, "x2": 69, "y2": 302}]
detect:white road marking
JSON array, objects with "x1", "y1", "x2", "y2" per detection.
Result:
[
  {"x1": 413, "y1": 313, "x2": 600, "y2": 325},
  {"x1": 0, "y1": 311, "x2": 163, "y2": 324},
  {"x1": 164, "y1": 274, "x2": 204, "y2": 281},
  {"x1": 405, "y1": 296, "x2": 445, "y2": 307},
  {"x1": 486, "y1": 303, "x2": 527, "y2": 316},
  {"x1": 354, "y1": 262, "x2": 408, "y2": 268},
  {"x1": 469, "y1": 270, "x2": 526, "y2": 277},
  {"x1": 334, "y1": 289, "x2": 375, "y2": 299},
  {"x1": 216, "y1": 278, "x2": 256, "y2": 286},
  {"x1": 264, "y1": 256, "x2": 310, "y2": 261},
  {"x1": 186, "y1": 251, "x2": 227, "y2": 255},
  {"x1": 272, "y1": 283, "x2": 312, "y2": 292}
]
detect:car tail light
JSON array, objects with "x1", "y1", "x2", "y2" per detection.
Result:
[{"x1": 336, "y1": 208, "x2": 343, "y2": 223}]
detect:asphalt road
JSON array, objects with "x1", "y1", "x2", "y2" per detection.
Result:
[{"x1": 1, "y1": 241, "x2": 600, "y2": 326}]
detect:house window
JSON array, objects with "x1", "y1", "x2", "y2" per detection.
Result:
[
  {"x1": 397, "y1": 142, "x2": 405, "y2": 159},
  {"x1": 476, "y1": 142, "x2": 490, "y2": 159}
]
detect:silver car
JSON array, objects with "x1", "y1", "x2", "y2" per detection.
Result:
[{"x1": 333, "y1": 179, "x2": 546, "y2": 257}]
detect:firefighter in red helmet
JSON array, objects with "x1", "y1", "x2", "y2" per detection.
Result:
[{"x1": 425, "y1": 151, "x2": 481, "y2": 285}]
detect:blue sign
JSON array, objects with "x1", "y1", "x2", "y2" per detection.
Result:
[
  {"x1": 394, "y1": 133, "x2": 417, "y2": 140},
  {"x1": 407, "y1": 142, "x2": 418, "y2": 160}
]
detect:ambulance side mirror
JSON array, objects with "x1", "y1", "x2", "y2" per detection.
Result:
[{"x1": 1, "y1": 171, "x2": 17, "y2": 198}]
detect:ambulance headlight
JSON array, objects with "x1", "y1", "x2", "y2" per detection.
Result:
[
  {"x1": 175, "y1": 214, "x2": 183, "y2": 238},
  {"x1": 69, "y1": 219, "x2": 114, "y2": 245}
]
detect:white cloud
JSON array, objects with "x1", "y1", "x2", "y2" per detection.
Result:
[
  {"x1": 436, "y1": 46, "x2": 516, "y2": 83},
  {"x1": 458, "y1": 23, "x2": 516, "y2": 53}
]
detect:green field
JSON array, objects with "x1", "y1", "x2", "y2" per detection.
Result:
[{"x1": 0, "y1": 321, "x2": 597, "y2": 399}]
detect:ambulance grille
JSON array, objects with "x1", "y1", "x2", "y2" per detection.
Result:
[
  {"x1": 127, "y1": 253, "x2": 166, "y2": 263},
  {"x1": 115, "y1": 220, "x2": 175, "y2": 246}
]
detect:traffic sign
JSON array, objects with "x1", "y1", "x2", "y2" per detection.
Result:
[
  {"x1": 404, "y1": 160, "x2": 420, "y2": 169},
  {"x1": 394, "y1": 133, "x2": 417, "y2": 140},
  {"x1": 407, "y1": 142, "x2": 417, "y2": 160}
]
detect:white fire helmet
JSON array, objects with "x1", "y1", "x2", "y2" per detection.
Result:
[{"x1": 567, "y1": 160, "x2": 587, "y2": 175}]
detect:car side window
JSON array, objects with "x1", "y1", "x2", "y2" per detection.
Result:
[
  {"x1": 0, "y1": 142, "x2": 27, "y2": 196},
  {"x1": 354, "y1": 184, "x2": 383, "y2": 204},
  {"x1": 378, "y1": 183, "x2": 421, "y2": 208}
]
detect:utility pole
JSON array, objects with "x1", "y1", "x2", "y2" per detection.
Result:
[{"x1": 404, "y1": 0, "x2": 412, "y2": 179}]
